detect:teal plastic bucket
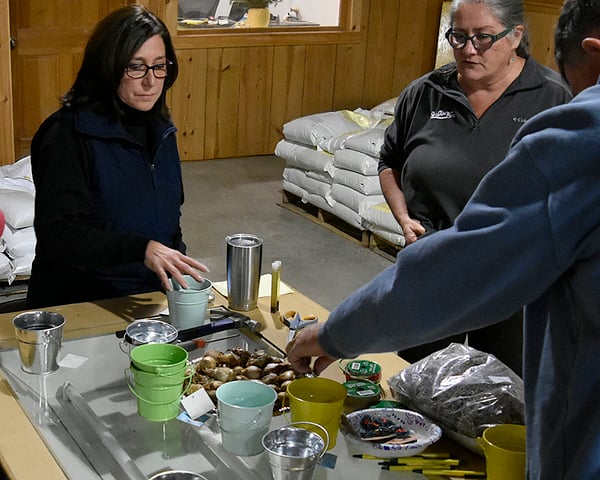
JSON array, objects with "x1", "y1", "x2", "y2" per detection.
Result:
[
  {"x1": 167, "y1": 276, "x2": 212, "y2": 329},
  {"x1": 216, "y1": 380, "x2": 277, "y2": 456}
]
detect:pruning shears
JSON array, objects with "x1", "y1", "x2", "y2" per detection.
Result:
[{"x1": 283, "y1": 310, "x2": 318, "y2": 344}]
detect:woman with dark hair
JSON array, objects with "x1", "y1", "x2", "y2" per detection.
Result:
[
  {"x1": 378, "y1": 0, "x2": 572, "y2": 374},
  {"x1": 27, "y1": 6, "x2": 208, "y2": 308}
]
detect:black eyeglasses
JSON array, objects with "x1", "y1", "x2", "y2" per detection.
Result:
[
  {"x1": 125, "y1": 60, "x2": 173, "y2": 79},
  {"x1": 445, "y1": 27, "x2": 513, "y2": 51}
]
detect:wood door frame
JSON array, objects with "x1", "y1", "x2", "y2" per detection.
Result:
[{"x1": 0, "y1": 0, "x2": 14, "y2": 166}]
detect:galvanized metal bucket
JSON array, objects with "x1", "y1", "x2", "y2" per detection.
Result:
[
  {"x1": 13, "y1": 311, "x2": 65, "y2": 374},
  {"x1": 262, "y1": 422, "x2": 329, "y2": 480}
]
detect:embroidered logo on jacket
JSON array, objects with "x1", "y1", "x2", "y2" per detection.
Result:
[{"x1": 430, "y1": 110, "x2": 456, "y2": 119}]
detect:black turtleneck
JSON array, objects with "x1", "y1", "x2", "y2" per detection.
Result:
[{"x1": 119, "y1": 100, "x2": 158, "y2": 156}]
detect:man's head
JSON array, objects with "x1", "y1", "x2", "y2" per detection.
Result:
[{"x1": 555, "y1": 0, "x2": 600, "y2": 94}]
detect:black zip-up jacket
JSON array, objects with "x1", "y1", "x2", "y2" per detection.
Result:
[
  {"x1": 27, "y1": 106, "x2": 185, "y2": 308},
  {"x1": 379, "y1": 57, "x2": 571, "y2": 233}
]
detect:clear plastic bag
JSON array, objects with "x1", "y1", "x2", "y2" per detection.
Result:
[{"x1": 387, "y1": 343, "x2": 524, "y2": 440}]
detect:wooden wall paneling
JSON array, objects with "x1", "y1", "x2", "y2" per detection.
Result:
[
  {"x1": 204, "y1": 47, "x2": 242, "y2": 159},
  {"x1": 237, "y1": 46, "x2": 274, "y2": 156},
  {"x1": 331, "y1": 41, "x2": 368, "y2": 110},
  {"x1": 9, "y1": 0, "x2": 124, "y2": 159},
  {"x1": 390, "y1": 0, "x2": 448, "y2": 99},
  {"x1": 526, "y1": 11, "x2": 558, "y2": 70},
  {"x1": 171, "y1": 49, "x2": 208, "y2": 160},
  {"x1": 361, "y1": 0, "x2": 401, "y2": 108},
  {"x1": 269, "y1": 45, "x2": 307, "y2": 147},
  {"x1": 525, "y1": 3, "x2": 562, "y2": 71},
  {"x1": 434, "y1": 1, "x2": 454, "y2": 69},
  {"x1": 139, "y1": 0, "x2": 167, "y2": 19},
  {"x1": 0, "y1": 0, "x2": 14, "y2": 165},
  {"x1": 424, "y1": 0, "x2": 451, "y2": 69},
  {"x1": 301, "y1": 44, "x2": 337, "y2": 116},
  {"x1": 392, "y1": 0, "x2": 435, "y2": 97},
  {"x1": 339, "y1": 0, "x2": 363, "y2": 33},
  {"x1": 68, "y1": 1, "x2": 102, "y2": 26},
  {"x1": 331, "y1": 0, "x2": 370, "y2": 111},
  {"x1": 13, "y1": 54, "x2": 62, "y2": 157},
  {"x1": 3, "y1": 0, "x2": 566, "y2": 164},
  {"x1": 69, "y1": 51, "x2": 83, "y2": 90}
]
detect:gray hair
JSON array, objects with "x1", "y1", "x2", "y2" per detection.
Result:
[{"x1": 450, "y1": 0, "x2": 530, "y2": 58}]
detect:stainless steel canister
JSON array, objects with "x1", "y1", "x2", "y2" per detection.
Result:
[
  {"x1": 13, "y1": 311, "x2": 65, "y2": 374},
  {"x1": 226, "y1": 233, "x2": 263, "y2": 311}
]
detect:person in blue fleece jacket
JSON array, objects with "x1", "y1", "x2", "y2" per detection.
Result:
[{"x1": 287, "y1": 0, "x2": 600, "y2": 478}]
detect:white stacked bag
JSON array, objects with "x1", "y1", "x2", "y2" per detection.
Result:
[
  {"x1": 277, "y1": 97, "x2": 406, "y2": 247},
  {"x1": 0, "y1": 157, "x2": 36, "y2": 283}
]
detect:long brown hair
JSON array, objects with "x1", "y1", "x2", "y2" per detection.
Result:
[{"x1": 62, "y1": 5, "x2": 178, "y2": 120}]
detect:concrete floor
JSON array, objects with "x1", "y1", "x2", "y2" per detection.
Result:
[
  {"x1": 180, "y1": 155, "x2": 393, "y2": 311},
  {"x1": 0, "y1": 155, "x2": 393, "y2": 313}
]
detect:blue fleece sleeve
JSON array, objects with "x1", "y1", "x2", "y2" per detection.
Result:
[{"x1": 319, "y1": 132, "x2": 563, "y2": 359}]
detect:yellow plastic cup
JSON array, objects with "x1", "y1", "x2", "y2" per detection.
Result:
[
  {"x1": 480, "y1": 424, "x2": 526, "y2": 480},
  {"x1": 286, "y1": 377, "x2": 346, "y2": 449}
]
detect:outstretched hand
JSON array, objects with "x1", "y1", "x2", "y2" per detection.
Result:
[
  {"x1": 144, "y1": 240, "x2": 209, "y2": 291},
  {"x1": 286, "y1": 323, "x2": 338, "y2": 376}
]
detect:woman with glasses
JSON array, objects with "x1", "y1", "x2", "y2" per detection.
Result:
[
  {"x1": 378, "y1": 0, "x2": 571, "y2": 374},
  {"x1": 27, "y1": 6, "x2": 209, "y2": 308}
]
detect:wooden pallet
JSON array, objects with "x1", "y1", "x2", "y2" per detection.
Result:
[
  {"x1": 280, "y1": 190, "x2": 370, "y2": 247},
  {"x1": 369, "y1": 233, "x2": 402, "y2": 261},
  {"x1": 279, "y1": 190, "x2": 403, "y2": 260}
]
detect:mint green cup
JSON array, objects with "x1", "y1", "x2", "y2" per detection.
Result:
[
  {"x1": 167, "y1": 276, "x2": 212, "y2": 330},
  {"x1": 216, "y1": 380, "x2": 277, "y2": 456}
]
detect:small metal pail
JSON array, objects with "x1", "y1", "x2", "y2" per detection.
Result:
[
  {"x1": 262, "y1": 422, "x2": 329, "y2": 480},
  {"x1": 120, "y1": 319, "x2": 178, "y2": 354},
  {"x1": 13, "y1": 311, "x2": 65, "y2": 374}
]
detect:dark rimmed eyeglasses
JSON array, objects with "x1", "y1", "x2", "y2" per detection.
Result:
[
  {"x1": 125, "y1": 60, "x2": 173, "y2": 79},
  {"x1": 445, "y1": 27, "x2": 513, "y2": 51}
]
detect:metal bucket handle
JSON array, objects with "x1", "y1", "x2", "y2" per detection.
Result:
[
  {"x1": 127, "y1": 383, "x2": 184, "y2": 406},
  {"x1": 286, "y1": 421, "x2": 330, "y2": 458},
  {"x1": 119, "y1": 340, "x2": 130, "y2": 354},
  {"x1": 217, "y1": 408, "x2": 265, "y2": 435},
  {"x1": 42, "y1": 328, "x2": 62, "y2": 344},
  {"x1": 17, "y1": 327, "x2": 62, "y2": 347},
  {"x1": 125, "y1": 364, "x2": 193, "y2": 379},
  {"x1": 124, "y1": 368, "x2": 194, "y2": 397}
]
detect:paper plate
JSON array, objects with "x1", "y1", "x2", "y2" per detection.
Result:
[{"x1": 342, "y1": 408, "x2": 442, "y2": 458}]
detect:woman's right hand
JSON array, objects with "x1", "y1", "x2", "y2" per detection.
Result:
[
  {"x1": 379, "y1": 168, "x2": 425, "y2": 245},
  {"x1": 144, "y1": 240, "x2": 209, "y2": 292},
  {"x1": 401, "y1": 219, "x2": 426, "y2": 245}
]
